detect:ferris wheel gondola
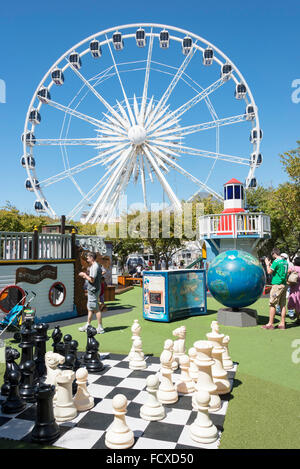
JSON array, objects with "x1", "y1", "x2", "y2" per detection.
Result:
[{"x1": 22, "y1": 23, "x2": 262, "y2": 224}]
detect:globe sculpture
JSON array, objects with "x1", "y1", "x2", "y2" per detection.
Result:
[{"x1": 207, "y1": 250, "x2": 265, "y2": 309}]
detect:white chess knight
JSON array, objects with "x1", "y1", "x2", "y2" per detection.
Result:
[
  {"x1": 176, "y1": 355, "x2": 195, "y2": 394},
  {"x1": 44, "y1": 351, "x2": 65, "y2": 386},
  {"x1": 157, "y1": 339, "x2": 178, "y2": 404},
  {"x1": 105, "y1": 394, "x2": 134, "y2": 449},
  {"x1": 73, "y1": 367, "x2": 94, "y2": 412},
  {"x1": 129, "y1": 337, "x2": 146, "y2": 370},
  {"x1": 140, "y1": 374, "x2": 165, "y2": 421},
  {"x1": 206, "y1": 320, "x2": 225, "y2": 348},
  {"x1": 172, "y1": 326, "x2": 186, "y2": 371},
  {"x1": 190, "y1": 390, "x2": 219, "y2": 445},
  {"x1": 222, "y1": 336, "x2": 234, "y2": 370},
  {"x1": 54, "y1": 370, "x2": 77, "y2": 422},
  {"x1": 128, "y1": 319, "x2": 144, "y2": 361}
]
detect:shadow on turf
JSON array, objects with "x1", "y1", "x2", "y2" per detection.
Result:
[{"x1": 104, "y1": 325, "x2": 128, "y2": 333}]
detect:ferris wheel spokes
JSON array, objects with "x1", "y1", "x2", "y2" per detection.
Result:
[{"x1": 140, "y1": 30, "x2": 154, "y2": 125}]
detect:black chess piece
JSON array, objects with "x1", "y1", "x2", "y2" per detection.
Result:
[
  {"x1": 58, "y1": 334, "x2": 74, "y2": 370},
  {"x1": 34, "y1": 323, "x2": 50, "y2": 379},
  {"x1": 1, "y1": 347, "x2": 21, "y2": 396},
  {"x1": 51, "y1": 326, "x2": 64, "y2": 355},
  {"x1": 31, "y1": 384, "x2": 60, "y2": 444},
  {"x1": 84, "y1": 326, "x2": 104, "y2": 373},
  {"x1": 70, "y1": 340, "x2": 81, "y2": 371},
  {"x1": 19, "y1": 360, "x2": 36, "y2": 403},
  {"x1": 19, "y1": 318, "x2": 36, "y2": 366},
  {"x1": 1, "y1": 369, "x2": 26, "y2": 414}
]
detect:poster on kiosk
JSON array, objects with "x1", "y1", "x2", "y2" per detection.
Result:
[{"x1": 143, "y1": 269, "x2": 207, "y2": 322}]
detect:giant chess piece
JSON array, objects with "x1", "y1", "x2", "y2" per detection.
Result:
[
  {"x1": 140, "y1": 374, "x2": 165, "y2": 421},
  {"x1": 19, "y1": 359, "x2": 36, "y2": 403},
  {"x1": 172, "y1": 326, "x2": 186, "y2": 371},
  {"x1": 31, "y1": 384, "x2": 60, "y2": 444},
  {"x1": 222, "y1": 336, "x2": 234, "y2": 370},
  {"x1": 58, "y1": 334, "x2": 73, "y2": 369},
  {"x1": 34, "y1": 323, "x2": 49, "y2": 379},
  {"x1": 210, "y1": 342, "x2": 231, "y2": 395},
  {"x1": 157, "y1": 339, "x2": 178, "y2": 405},
  {"x1": 84, "y1": 325, "x2": 104, "y2": 373},
  {"x1": 176, "y1": 355, "x2": 195, "y2": 394},
  {"x1": 73, "y1": 367, "x2": 94, "y2": 412},
  {"x1": 193, "y1": 341, "x2": 221, "y2": 412},
  {"x1": 54, "y1": 370, "x2": 77, "y2": 422},
  {"x1": 70, "y1": 340, "x2": 81, "y2": 371},
  {"x1": 129, "y1": 337, "x2": 146, "y2": 370},
  {"x1": 51, "y1": 326, "x2": 64, "y2": 355},
  {"x1": 206, "y1": 320, "x2": 224, "y2": 350},
  {"x1": 188, "y1": 347, "x2": 199, "y2": 383},
  {"x1": 1, "y1": 369, "x2": 26, "y2": 414},
  {"x1": 128, "y1": 319, "x2": 143, "y2": 361},
  {"x1": 105, "y1": 394, "x2": 134, "y2": 449},
  {"x1": 19, "y1": 318, "x2": 36, "y2": 366},
  {"x1": 1, "y1": 347, "x2": 21, "y2": 396},
  {"x1": 44, "y1": 351, "x2": 65, "y2": 405},
  {"x1": 189, "y1": 390, "x2": 219, "y2": 445}
]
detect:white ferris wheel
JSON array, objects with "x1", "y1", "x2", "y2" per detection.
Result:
[{"x1": 22, "y1": 23, "x2": 262, "y2": 225}]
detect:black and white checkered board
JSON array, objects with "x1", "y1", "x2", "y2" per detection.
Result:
[{"x1": 0, "y1": 354, "x2": 237, "y2": 450}]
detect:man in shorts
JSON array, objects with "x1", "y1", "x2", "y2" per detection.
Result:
[
  {"x1": 78, "y1": 252, "x2": 105, "y2": 334},
  {"x1": 262, "y1": 247, "x2": 288, "y2": 330}
]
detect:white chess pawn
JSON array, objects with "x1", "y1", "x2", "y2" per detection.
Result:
[
  {"x1": 129, "y1": 337, "x2": 146, "y2": 370},
  {"x1": 222, "y1": 336, "x2": 234, "y2": 370},
  {"x1": 188, "y1": 347, "x2": 199, "y2": 382},
  {"x1": 73, "y1": 367, "x2": 94, "y2": 412},
  {"x1": 157, "y1": 339, "x2": 178, "y2": 405},
  {"x1": 176, "y1": 355, "x2": 195, "y2": 394},
  {"x1": 172, "y1": 326, "x2": 186, "y2": 371},
  {"x1": 189, "y1": 391, "x2": 219, "y2": 445},
  {"x1": 54, "y1": 370, "x2": 77, "y2": 422},
  {"x1": 140, "y1": 374, "x2": 165, "y2": 421},
  {"x1": 105, "y1": 394, "x2": 134, "y2": 449}
]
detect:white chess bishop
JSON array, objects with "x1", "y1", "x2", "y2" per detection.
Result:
[
  {"x1": 54, "y1": 370, "x2": 77, "y2": 422},
  {"x1": 129, "y1": 337, "x2": 146, "y2": 370},
  {"x1": 157, "y1": 339, "x2": 178, "y2": 404},
  {"x1": 189, "y1": 390, "x2": 219, "y2": 445},
  {"x1": 128, "y1": 319, "x2": 144, "y2": 361},
  {"x1": 176, "y1": 355, "x2": 195, "y2": 394},
  {"x1": 222, "y1": 335, "x2": 234, "y2": 370},
  {"x1": 105, "y1": 394, "x2": 134, "y2": 449},
  {"x1": 73, "y1": 367, "x2": 94, "y2": 412},
  {"x1": 140, "y1": 374, "x2": 165, "y2": 421},
  {"x1": 188, "y1": 347, "x2": 199, "y2": 382}
]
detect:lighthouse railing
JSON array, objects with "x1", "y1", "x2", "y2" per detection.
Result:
[{"x1": 199, "y1": 213, "x2": 271, "y2": 238}]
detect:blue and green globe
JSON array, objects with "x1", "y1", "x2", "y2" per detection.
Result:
[{"x1": 207, "y1": 250, "x2": 266, "y2": 309}]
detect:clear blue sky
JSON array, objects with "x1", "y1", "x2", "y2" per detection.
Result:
[{"x1": 0, "y1": 0, "x2": 299, "y2": 220}]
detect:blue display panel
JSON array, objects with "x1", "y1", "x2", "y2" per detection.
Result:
[{"x1": 143, "y1": 269, "x2": 207, "y2": 322}]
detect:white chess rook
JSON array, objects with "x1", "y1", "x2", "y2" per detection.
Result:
[
  {"x1": 140, "y1": 374, "x2": 165, "y2": 421},
  {"x1": 105, "y1": 394, "x2": 134, "y2": 449},
  {"x1": 73, "y1": 367, "x2": 94, "y2": 412},
  {"x1": 53, "y1": 370, "x2": 77, "y2": 422},
  {"x1": 190, "y1": 391, "x2": 219, "y2": 444}
]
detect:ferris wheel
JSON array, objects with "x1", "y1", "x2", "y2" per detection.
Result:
[{"x1": 22, "y1": 23, "x2": 262, "y2": 224}]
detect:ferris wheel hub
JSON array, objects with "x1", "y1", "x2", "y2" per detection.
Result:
[{"x1": 128, "y1": 125, "x2": 147, "y2": 145}]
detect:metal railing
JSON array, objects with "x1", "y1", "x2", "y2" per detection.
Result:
[{"x1": 199, "y1": 212, "x2": 271, "y2": 239}]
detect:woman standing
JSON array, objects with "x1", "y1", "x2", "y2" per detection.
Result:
[{"x1": 288, "y1": 257, "x2": 300, "y2": 322}]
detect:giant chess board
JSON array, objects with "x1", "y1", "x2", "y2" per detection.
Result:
[{"x1": 0, "y1": 353, "x2": 237, "y2": 449}]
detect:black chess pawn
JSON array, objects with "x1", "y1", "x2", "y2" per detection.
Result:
[
  {"x1": 1, "y1": 347, "x2": 21, "y2": 396},
  {"x1": 84, "y1": 326, "x2": 104, "y2": 373},
  {"x1": 34, "y1": 323, "x2": 50, "y2": 379},
  {"x1": 58, "y1": 334, "x2": 73, "y2": 370},
  {"x1": 19, "y1": 360, "x2": 36, "y2": 403},
  {"x1": 19, "y1": 318, "x2": 36, "y2": 365},
  {"x1": 1, "y1": 369, "x2": 26, "y2": 414},
  {"x1": 51, "y1": 326, "x2": 64, "y2": 355},
  {"x1": 70, "y1": 340, "x2": 81, "y2": 371},
  {"x1": 31, "y1": 384, "x2": 60, "y2": 444}
]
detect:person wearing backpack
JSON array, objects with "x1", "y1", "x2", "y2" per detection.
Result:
[{"x1": 287, "y1": 257, "x2": 300, "y2": 323}]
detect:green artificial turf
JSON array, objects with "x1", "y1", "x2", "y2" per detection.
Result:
[{"x1": 2, "y1": 286, "x2": 300, "y2": 449}]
